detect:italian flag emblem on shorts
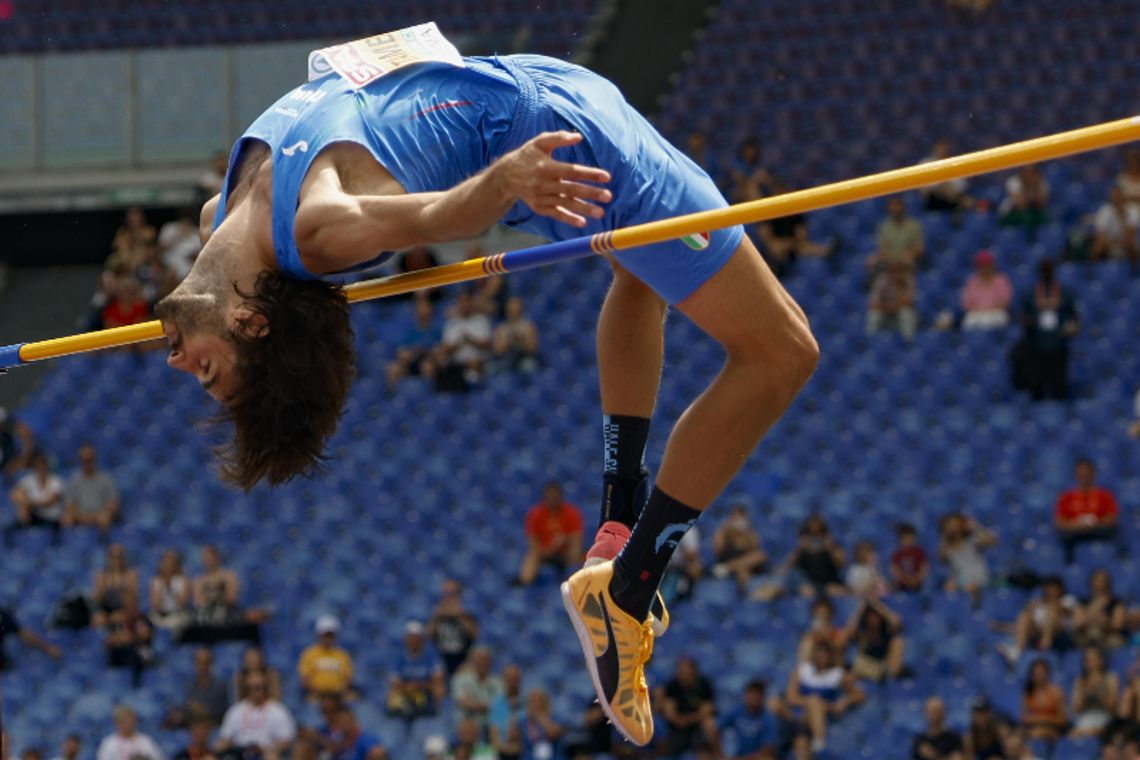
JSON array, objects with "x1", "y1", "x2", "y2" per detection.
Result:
[{"x1": 681, "y1": 232, "x2": 710, "y2": 250}]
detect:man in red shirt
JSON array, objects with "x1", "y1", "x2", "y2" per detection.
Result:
[
  {"x1": 517, "y1": 481, "x2": 583, "y2": 586},
  {"x1": 1054, "y1": 458, "x2": 1120, "y2": 564}
]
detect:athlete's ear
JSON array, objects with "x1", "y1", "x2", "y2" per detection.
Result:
[{"x1": 231, "y1": 305, "x2": 270, "y2": 339}]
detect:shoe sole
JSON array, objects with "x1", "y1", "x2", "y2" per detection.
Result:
[{"x1": 560, "y1": 580, "x2": 646, "y2": 746}]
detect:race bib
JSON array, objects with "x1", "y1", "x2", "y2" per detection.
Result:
[{"x1": 308, "y1": 22, "x2": 465, "y2": 88}]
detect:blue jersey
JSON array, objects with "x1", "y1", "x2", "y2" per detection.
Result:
[
  {"x1": 391, "y1": 646, "x2": 443, "y2": 684},
  {"x1": 719, "y1": 706, "x2": 778, "y2": 756}
]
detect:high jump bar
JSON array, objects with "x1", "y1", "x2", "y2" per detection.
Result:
[{"x1": 1, "y1": 114, "x2": 1138, "y2": 370}]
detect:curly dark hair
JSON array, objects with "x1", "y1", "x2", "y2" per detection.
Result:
[{"x1": 217, "y1": 271, "x2": 355, "y2": 491}]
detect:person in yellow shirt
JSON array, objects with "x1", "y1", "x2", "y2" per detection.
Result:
[{"x1": 297, "y1": 615, "x2": 354, "y2": 700}]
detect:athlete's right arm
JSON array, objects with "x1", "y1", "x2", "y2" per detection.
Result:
[{"x1": 295, "y1": 131, "x2": 611, "y2": 274}]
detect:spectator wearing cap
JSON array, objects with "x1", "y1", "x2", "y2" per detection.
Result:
[
  {"x1": 960, "y1": 251, "x2": 1013, "y2": 331},
  {"x1": 298, "y1": 615, "x2": 355, "y2": 701},
  {"x1": 387, "y1": 620, "x2": 445, "y2": 720},
  {"x1": 451, "y1": 645, "x2": 504, "y2": 730},
  {"x1": 1054, "y1": 458, "x2": 1120, "y2": 565},
  {"x1": 963, "y1": 697, "x2": 1004, "y2": 760},
  {"x1": 717, "y1": 679, "x2": 779, "y2": 760}
]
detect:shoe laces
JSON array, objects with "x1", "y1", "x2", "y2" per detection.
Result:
[{"x1": 633, "y1": 620, "x2": 655, "y2": 695}]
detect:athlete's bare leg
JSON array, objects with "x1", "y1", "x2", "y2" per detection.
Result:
[{"x1": 597, "y1": 260, "x2": 667, "y2": 418}]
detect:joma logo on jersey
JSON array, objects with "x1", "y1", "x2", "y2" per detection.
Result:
[{"x1": 287, "y1": 87, "x2": 327, "y2": 105}]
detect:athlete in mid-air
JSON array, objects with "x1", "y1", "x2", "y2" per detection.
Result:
[{"x1": 155, "y1": 27, "x2": 817, "y2": 745}]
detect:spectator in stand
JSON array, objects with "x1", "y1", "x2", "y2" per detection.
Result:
[
  {"x1": 845, "y1": 540, "x2": 888, "y2": 597},
  {"x1": 0, "y1": 603, "x2": 61, "y2": 670},
  {"x1": 789, "y1": 515, "x2": 846, "y2": 598},
  {"x1": 563, "y1": 702, "x2": 612, "y2": 760},
  {"x1": 960, "y1": 250, "x2": 1014, "y2": 331},
  {"x1": 96, "y1": 705, "x2": 164, "y2": 760},
  {"x1": 661, "y1": 655, "x2": 718, "y2": 759},
  {"x1": 998, "y1": 575, "x2": 1077, "y2": 664},
  {"x1": 1002, "y1": 731, "x2": 1044, "y2": 760},
  {"x1": 101, "y1": 276, "x2": 150, "y2": 330},
  {"x1": 488, "y1": 664, "x2": 524, "y2": 758},
  {"x1": 173, "y1": 713, "x2": 216, "y2": 760},
  {"x1": 111, "y1": 207, "x2": 157, "y2": 257},
  {"x1": 195, "y1": 151, "x2": 228, "y2": 209},
  {"x1": 467, "y1": 249, "x2": 510, "y2": 319},
  {"x1": 783, "y1": 640, "x2": 864, "y2": 753},
  {"x1": 47, "y1": 735, "x2": 81, "y2": 760},
  {"x1": 963, "y1": 697, "x2": 1006, "y2": 760},
  {"x1": 423, "y1": 290, "x2": 492, "y2": 391},
  {"x1": 912, "y1": 697, "x2": 963, "y2": 760},
  {"x1": 661, "y1": 523, "x2": 702, "y2": 606},
  {"x1": 1073, "y1": 569, "x2": 1127, "y2": 648},
  {"x1": 1021, "y1": 658, "x2": 1068, "y2": 742},
  {"x1": 157, "y1": 208, "x2": 203, "y2": 282},
  {"x1": 387, "y1": 620, "x2": 445, "y2": 720},
  {"x1": 192, "y1": 544, "x2": 270, "y2": 631},
  {"x1": 938, "y1": 513, "x2": 996, "y2": 603},
  {"x1": 490, "y1": 297, "x2": 540, "y2": 374},
  {"x1": 728, "y1": 138, "x2": 772, "y2": 203},
  {"x1": 217, "y1": 671, "x2": 296, "y2": 760},
  {"x1": 710, "y1": 504, "x2": 769, "y2": 595},
  {"x1": 756, "y1": 179, "x2": 835, "y2": 278},
  {"x1": 6, "y1": 452, "x2": 65, "y2": 543},
  {"x1": 0, "y1": 406, "x2": 36, "y2": 480},
  {"x1": 426, "y1": 578, "x2": 479, "y2": 678},
  {"x1": 517, "y1": 481, "x2": 583, "y2": 587},
  {"x1": 890, "y1": 523, "x2": 929, "y2": 593},
  {"x1": 104, "y1": 589, "x2": 154, "y2": 687},
  {"x1": 1055, "y1": 458, "x2": 1121, "y2": 564},
  {"x1": 62, "y1": 444, "x2": 119, "y2": 536},
  {"x1": 329, "y1": 703, "x2": 389, "y2": 760},
  {"x1": 164, "y1": 647, "x2": 230, "y2": 729},
  {"x1": 233, "y1": 647, "x2": 283, "y2": 703},
  {"x1": 717, "y1": 679, "x2": 779, "y2": 760},
  {"x1": 921, "y1": 138, "x2": 975, "y2": 214},
  {"x1": 519, "y1": 688, "x2": 564, "y2": 760},
  {"x1": 92, "y1": 543, "x2": 140, "y2": 627},
  {"x1": 797, "y1": 598, "x2": 846, "y2": 663},
  {"x1": 844, "y1": 596, "x2": 906, "y2": 682},
  {"x1": 451, "y1": 717, "x2": 496, "y2": 760},
  {"x1": 298, "y1": 615, "x2": 354, "y2": 701},
  {"x1": 452, "y1": 645, "x2": 504, "y2": 730},
  {"x1": 999, "y1": 165, "x2": 1050, "y2": 232},
  {"x1": 867, "y1": 196, "x2": 924, "y2": 275},
  {"x1": 149, "y1": 549, "x2": 191, "y2": 630},
  {"x1": 395, "y1": 246, "x2": 442, "y2": 301},
  {"x1": 867, "y1": 260, "x2": 919, "y2": 342},
  {"x1": 385, "y1": 295, "x2": 442, "y2": 391},
  {"x1": 1117, "y1": 149, "x2": 1140, "y2": 209},
  {"x1": 1010, "y1": 259, "x2": 1078, "y2": 402},
  {"x1": 1070, "y1": 647, "x2": 1118, "y2": 738},
  {"x1": 1090, "y1": 186, "x2": 1140, "y2": 265}
]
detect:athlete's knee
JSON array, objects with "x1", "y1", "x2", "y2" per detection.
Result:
[{"x1": 732, "y1": 304, "x2": 818, "y2": 392}]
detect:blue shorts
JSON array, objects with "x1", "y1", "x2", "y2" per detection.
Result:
[{"x1": 495, "y1": 55, "x2": 744, "y2": 304}]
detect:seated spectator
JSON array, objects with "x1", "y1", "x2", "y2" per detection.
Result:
[
  {"x1": 184, "y1": 546, "x2": 267, "y2": 643},
  {"x1": 1073, "y1": 568, "x2": 1127, "y2": 649},
  {"x1": 48, "y1": 735, "x2": 81, "y2": 760},
  {"x1": 661, "y1": 523, "x2": 703, "y2": 606},
  {"x1": 756, "y1": 179, "x2": 834, "y2": 278},
  {"x1": 157, "y1": 208, "x2": 202, "y2": 282},
  {"x1": 1021, "y1": 658, "x2": 1068, "y2": 742},
  {"x1": 1070, "y1": 647, "x2": 1118, "y2": 738},
  {"x1": 385, "y1": 296, "x2": 441, "y2": 391},
  {"x1": 999, "y1": 164, "x2": 1050, "y2": 231},
  {"x1": 164, "y1": 647, "x2": 230, "y2": 729},
  {"x1": 298, "y1": 615, "x2": 354, "y2": 701},
  {"x1": 452, "y1": 646, "x2": 504, "y2": 730},
  {"x1": 517, "y1": 481, "x2": 583, "y2": 587},
  {"x1": 150, "y1": 549, "x2": 191, "y2": 630},
  {"x1": 562, "y1": 701, "x2": 612, "y2": 760},
  {"x1": 1002, "y1": 730, "x2": 1044, "y2": 760},
  {"x1": 866, "y1": 260, "x2": 919, "y2": 342},
  {"x1": 889, "y1": 523, "x2": 929, "y2": 593},
  {"x1": 728, "y1": 137, "x2": 772, "y2": 203},
  {"x1": 1010, "y1": 259, "x2": 1077, "y2": 402},
  {"x1": 387, "y1": 620, "x2": 445, "y2": 720},
  {"x1": 488, "y1": 664, "x2": 524, "y2": 757},
  {"x1": 938, "y1": 512, "x2": 996, "y2": 602},
  {"x1": 783, "y1": 641, "x2": 864, "y2": 752},
  {"x1": 661, "y1": 655, "x2": 718, "y2": 759},
  {"x1": 0, "y1": 603, "x2": 61, "y2": 670},
  {"x1": 174, "y1": 713, "x2": 216, "y2": 760},
  {"x1": 797, "y1": 598, "x2": 845, "y2": 663},
  {"x1": 111, "y1": 207, "x2": 157, "y2": 257},
  {"x1": 1090, "y1": 186, "x2": 1139, "y2": 265},
  {"x1": 450, "y1": 718, "x2": 496, "y2": 760},
  {"x1": 297, "y1": 696, "x2": 388, "y2": 760},
  {"x1": 489, "y1": 297, "x2": 539, "y2": 374},
  {"x1": 845, "y1": 540, "x2": 888, "y2": 597},
  {"x1": 7, "y1": 452, "x2": 65, "y2": 543},
  {"x1": 1054, "y1": 458, "x2": 1120, "y2": 564},
  {"x1": 1117, "y1": 148, "x2": 1140, "y2": 209},
  {"x1": 867, "y1": 196, "x2": 924, "y2": 274},
  {"x1": 921, "y1": 138, "x2": 975, "y2": 214},
  {"x1": 717, "y1": 679, "x2": 779, "y2": 760},
  {"x1": 843, "y1": 597, "x2": 906, "y2": 682},
  {"x1": 0, "y1": 406, "x2": 36, "y2": 480},
  {"x1": 998, "y1": 575, "x2": 1077, "y2": 664},
  {"x1": 96, "y1": 706, "x2": 163, "y2": 760},
  {"x1": 233, "y1": 647, "x2": 283, "y2": 703},
  {"x1": 61, "y1": 444, "x2": 119, "y2": 536},
  {"x1": 963, "y1": 697, "x2": 1006, "y2": 760},
  {"x1": 960, "y1": 250, "x2": 1013, "y2": 331},
  {"x1": 519, "y1": 688, "x2": 563, "y2": 760},
  {"x1": 101, "y1": 276, "x2": 150, "y2": 330},
  {"x1": 104, "y1": 589, "x2": 154, "y2": 687},
  {"x1": 711, "y1": 504, "x2": 769, "y2": 595},
  {"x1": 912, "y1": 696, "x2": 963, "y2": 760},
  {"x1": 218, "y1": 671, "x2": 296, "y2": 760},
  {"x1": 424, "y1": 290, "x2": 492, "y2": 391},
  {"x1": 92, "y1": 543, "x2": 140, "y2": 627},
  {"x1": 789, "y1": 515, "x2": 846, "y2": 598},
  {"x1": 427, "y1": 578, "x2": 480, "y2": 678}
]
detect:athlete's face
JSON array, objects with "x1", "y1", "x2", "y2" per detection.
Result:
[{"x1": 155, "y1": 292, "x2": 239, "y2": 403}]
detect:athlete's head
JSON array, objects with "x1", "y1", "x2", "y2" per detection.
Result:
[{"x1": 156, "y1": 252, "x2": 355, "y2": 491}]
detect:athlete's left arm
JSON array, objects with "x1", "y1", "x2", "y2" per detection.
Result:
[{"x1": 295, "y1": 131, "x2": 611, "y2": 274}]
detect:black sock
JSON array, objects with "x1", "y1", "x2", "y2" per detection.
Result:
[
  {"x1": 600, "y1": 415, "x2": 651, "y2": 528},
  {"x1": 609, "y1": 487, "x2": 701, "y2": 619}
]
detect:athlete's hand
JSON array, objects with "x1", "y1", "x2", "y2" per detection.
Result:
[{"x1": 496, "y1": 131, "x2": 612, "y2": 228}]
